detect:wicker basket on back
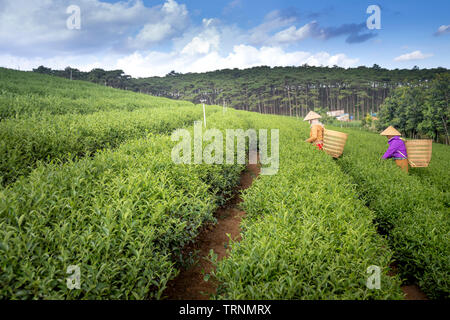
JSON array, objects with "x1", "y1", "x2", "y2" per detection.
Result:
[
  {"x1": 323, "y1": 129, "x2": 348, "y2": 158},
  {"x1": 405, "y1": 139, "x2": 433, "y2": 167}
]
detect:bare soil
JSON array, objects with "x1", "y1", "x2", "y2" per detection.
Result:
[
  {"x1": 401, "y1": 285, "x2": 428, "y2": 300},
  {"x1": 163, "y1": 152, "x2": 260, "y2": 300},
  {"x1": 389, "y1": 262, "x2": 428, "y2": 300}
]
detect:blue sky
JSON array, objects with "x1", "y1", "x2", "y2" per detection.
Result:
[{"x1": 0, "y1": 0, "x2": 448, "y2": 77}]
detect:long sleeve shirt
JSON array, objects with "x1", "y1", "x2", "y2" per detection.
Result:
[
  {"x1": 306, "y1": 124, "x2": 324, "y2": 144},
  {"x1": 382, "y1": 136, "x2": 408, "y2": 159}
]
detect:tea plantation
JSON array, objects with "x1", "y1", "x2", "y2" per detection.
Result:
[{"x1": 0, "y1": 69, "x2": 448, "y2": 299}]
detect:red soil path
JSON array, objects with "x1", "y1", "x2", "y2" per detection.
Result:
[
  {"x1": 163, "y1": 152, "x2": 261, "y2": 300},
  {"x1": 389, "y1": 263, "x2": 428, "y2": 300}
]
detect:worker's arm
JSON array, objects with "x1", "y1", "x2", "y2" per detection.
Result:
[
  {"x1": 382, "y1": 142, "x2": 399, "y2": 159},
  {"x1": 305, "y1": 127, "x2": 317, "y2": 143}
]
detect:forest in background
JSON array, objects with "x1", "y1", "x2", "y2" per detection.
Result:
[
  {"x1": 32, "y1": 64, "x2": 449, "y2": 143},
  {"x1": 376, "y1": 73, "x2": 449, "y2": 144}
]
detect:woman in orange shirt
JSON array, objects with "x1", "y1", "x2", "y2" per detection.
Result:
[{"x1": 304, "y1": 111, "x2": 325, "y2": 150}]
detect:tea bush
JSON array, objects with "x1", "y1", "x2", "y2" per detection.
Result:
[
  {"x1": 0, "y1": 68, "x2": 192, "y2": 118},
  {"x1": 0, "y1": 128, "x2": 243, "y2": 299},
  {"x1": 1, "y1": 68, "x2": 448, "y2": 299},
  {"x1": 212, "y1": 115, "x2": 404, "y2": 300},
  {"x1": 333, "y1": 127, "x2": 449, "y2": 299},
  {"x1": 0, "y1": 106, "x2": 218, "y2": 185}
]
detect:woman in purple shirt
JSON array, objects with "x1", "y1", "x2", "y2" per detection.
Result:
[{"x1": 380, "y1": 126, "x2": 409, "y2": 173}]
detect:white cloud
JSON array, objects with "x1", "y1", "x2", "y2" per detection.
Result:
[
  {"x1": 127, "y1": 0, "x2": 189, "y2": 49},
  {"x1": 114, "y1": 45, "x2": 359, "y2": 77},
  {"x1": 270, "y1": 22, "x2": 317, "y2": 44},
  {"x1": 181, "y1": 35, "x2": 219, "y2": 55},
  {"x1": 248, "y1": 18, "x2": 375, "y2": 46},
  {"x1": 394, "y1": 50, "x2": 433, "y2": 62},
  {"x1": 248, "y1": 10, "x2": 299, "y2": 45},
  {"x1": 0, "y1": 0, "x2": 361, "y2": 78},
  {"x1": 434, "y1": 25, "x2": 450, "y2": 36},
  {"x1": 0, "y1": 0, "x2": 189, "y2": 55},
  {"x1": 134, "y1": 23, "x2": 173, "y2": 43},
  {"x1": 0, "y1": 25, "x2": 359, "y2": 78},
  {"x1": 180, "y1": 26, "x2": 220, "y2": 56},
  {"x1": 202, "y1": 18, "x2": 215, "y2": 27}
]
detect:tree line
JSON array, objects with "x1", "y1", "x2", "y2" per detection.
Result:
[
  {"x1": 376, "y1": 73, "x2": 449, "y2": 144},
  {"x1": 33, "y1": 64, "x2": 449, "y2": 143},
  {"x1": 33, "y1": 66, "x2": 132, "y2": 89},
  {"x1": 129, "y1": 65, "x2": 449, "y2": 119}
]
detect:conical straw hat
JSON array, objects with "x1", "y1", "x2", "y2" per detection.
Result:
[
  {"x1": 380, "y1": 126, "x2": 401, "y2": 136},
  {"x1": 304, "y1": 111, "x2": 322, "y2": 121}
]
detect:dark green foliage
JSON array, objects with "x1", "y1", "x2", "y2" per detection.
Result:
[
  {"x1": 0, "y1": 107, "x2": 215, "y2": 186},
  {"x1": 0, "y1": 133, "x2": 243, "y2": 299},
  {"x1": 334, "y1": 126, "x2": 450, "y2": 299},
  {"x1": 212, "y1": 115, "x2": 404, "y2": 300},
  {"x1": 32, "y1": 65, "x2": 449, "y2": 121},
  {"x1": 377, "y1": 74, "x2": 449, "y2": 144},
  {"x1": 1, "y1": 68, "x2": 448, "y2": 300}
]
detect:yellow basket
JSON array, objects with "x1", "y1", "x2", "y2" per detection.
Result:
[
  {"x1": 405, "y1": 140, "x2": 433, "y2": 167},
  {"x1": 323, "y1": 129, "x2": 348, "y2": 158}
]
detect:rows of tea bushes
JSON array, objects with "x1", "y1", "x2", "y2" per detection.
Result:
[
  {"x1": 0, "y1": 105, "x2": 266, "y2": 299},
  {"x1": 0, "y1": 109, "x2": 250, "y2": 299},
  {"x1": 212, "y1": 115, "x2": 404, "y2": 300},
  {"x1": 1, "y1": 64, "x2": 447, "y2": 300},
  {"x1": 0, "y1": 69, "x2": 257, "y2": 299},
  {"x1": 333, "y1": 127, "x2": 449, "y2": 299},
  {"x1": 0, "y1": 106, "x2": 218, "y2": 186},
  {"x1": 409, "y1": 142, "x2": 450, "y2": 196},
  {"x1": 0, "y1": 68, "x2": 193, "y2": 118},
  {"x1": 333, "y1": 127, "x2": 449, "y2": 200}
]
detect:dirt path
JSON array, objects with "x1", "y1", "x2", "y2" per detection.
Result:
[
  {"x1": 163, "y1": 152, "x2": 260, "y2": 300},
  {"x1": 388, "y1": 263, "x2": 428, "y2": 300},
  {"x1": 401, "y1": 285, "x2": 428, "y2": 300}
]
